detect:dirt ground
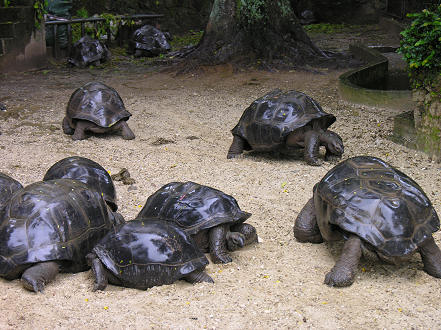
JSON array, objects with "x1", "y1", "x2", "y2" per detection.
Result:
[{"x1": 0, "y1": 24, "x2": 440, "y2": 329}]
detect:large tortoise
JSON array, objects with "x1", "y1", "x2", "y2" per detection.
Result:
[
  {"x1": 0, "y1": 179, "x2": 123, "y2": 292},
  {"x1": 128, "y1": 25, "x2": 171, "y2": 57},
  {"x1": 63, "y1": 81, "x2": 135, "y2": 140},
  {"x1": 294, "y1": 156, "x2": 441, "y2": 287},
  {"x1": 227, "y1": 89, "x2": 344, "y2": 166},
  {"x1": 87, "y1": 218, "x2": 213, "y2": 290},
  {"x1": 68, "y1": 35, "x2": 110, "y2": 67},
  {"x1": 43, "y1": 156, "x2": 118, "y2": 211},
  {"x1": 136, "y1": 181, "x2": 258, "y2": 264}
]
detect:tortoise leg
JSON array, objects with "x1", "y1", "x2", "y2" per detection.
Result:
[
  {"x1": 228, "y1": 223, "x2": 258, "y2": 251},
  {"x1": 304, "y1": 130, "x2": 321, "y2": 166},
  {"x1": 118, "y1": 121, "x2": 135, "y2": 140},
  {"x1": 324, "y1": 235, "x2": 362, "y2": 287},
  {"x1": 227, "y1": 135, "x2": 246, "y2": 159},
  {"x1": 320, "y1": 130, "x2": 344, "y2": 161},
  {"x1": 21, "y1": 261, "x2": 59, "y2": 293},
  {"x1": 294, "y1": 197, "x2": 323, "y2": 243},
  {"x1": 62, "y1": 116, "x2": 74, "y2": 135},
  {"x1": 209, "y1": 225, "x2": 232, "y2": 264},
  {"x1": 87, "y1": 253, "x2": 108, "y2": 291},
  {"x1": 71, "y1": 120, "x2": 89, "y2": 140},
  {"x1": 183, "y1": 269, "x2": 214, "y2": 284},
  {"x1": 418, "y1": 236, "x2": 441, "y2": 278}
]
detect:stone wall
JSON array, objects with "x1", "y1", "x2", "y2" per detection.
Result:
[
  {"x1": 0, "y1": 0, "x2": 46, "y2": 73},
  {"x1": 72, "y1": 0, "x2": 213, "y2": 34},
  {"x1": 413, "y1": 78, "x2": 441, "y2": 161}
]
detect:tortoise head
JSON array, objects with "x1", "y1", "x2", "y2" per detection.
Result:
[
  {"x1": 325, "y1": 131, "x2": 344, "y2": 156},
  {"x1": 226, "y1": 232, "x2": 245, "y2": 251}
]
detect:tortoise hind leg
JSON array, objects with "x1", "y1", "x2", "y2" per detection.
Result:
[
  {"x1": 21, "y1": 261, "x2": 59, "y2": 293},
  {"x1": 183, "y1": 269, "x2": 214, "y2": 284},
  {"x1": 227, "y1": 135, "x2": 246, "y2": 159},
  {"x1": 209, "y1": 225, "x2": 232, "y2": 263},
  {"x1": 324, "y1": 235, "x2": 362, "y2": 287},
  {"x1": 304, "y1": 130, "x2": 321, "y2": 166},
  {"x1": 87, "y1": 253, "x2": 108, "y2": 291},
  {"x1": 294, "y1": 197, "x2": 323, "y2": 243},
  {"x1": 418, "y1": 236, "x2": 441, "y2": 278}
]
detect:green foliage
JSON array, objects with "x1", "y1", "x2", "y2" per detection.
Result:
[
  {"x1": 169, "y1": 30, "x2": 203, "y2": 50},
  {"x1": 237, "y1": 0, "x2": 293, "y2": 30},
  {"x1": 34, "y1": 0, "x2": 48, "y2": 30},
  {"x1": 4, "y1": 0, "x2": 10, "y2": 8},
  {"x1": 398, "y1": 5, "x2": 441, "y2": 89},
  {"x1": 75, "y1": 7, "x2": 88, "y2": 18}
]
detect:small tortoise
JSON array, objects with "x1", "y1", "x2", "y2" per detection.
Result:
[
  {"x1": 87, "y1": 218, "x2": 213, "y2": 290},
  {"x1": 68, "y1": 35, "x2": 110, "y2": 67},
  {"x1": 43, "y1": 156, "x2": 118, "y2": 211},
  {"x1": 227, "y1": 89, "x2": 344, "y2": 166},
  {"x1": 136, "y1": 181, "x2": 258, "y2": 264},
  {"x1": 63, "y1": 81, "x2": 135, "y2": 140},
  {"x1": 128, "y1": 25, "x2": 171, "y2": 57},
  {"x1": 294, "y1": 156, "x2": 441, "y2": 287},
  {"x1": 0, "y1": 179, "x2": 123, "y2": 292}
]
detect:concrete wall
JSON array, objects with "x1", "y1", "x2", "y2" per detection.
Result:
[{"x1": 0, "y1": 0, "x2": 47, "y2": 73}]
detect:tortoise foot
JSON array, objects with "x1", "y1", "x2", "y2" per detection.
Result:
[
  {"x1": 324, "y1": 266, "x2": 355, "y2": 287},
  {"x1": 211, "y1": 252, "x2": 232, "y2": 264},
  {"x1": 305, "y1": 158, "x2": 322, "y2": 166}
]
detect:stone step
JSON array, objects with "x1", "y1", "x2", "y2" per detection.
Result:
[
  {"x1": 0, "y1": 6, "x2": 33, "y2": 22},
  {"x1": 0, "y1": 21, "x2": 28, "y2": 38}
]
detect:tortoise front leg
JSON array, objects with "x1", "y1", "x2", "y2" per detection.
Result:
[
  {"x1": 21, "y1": 261, "x2": 59, "y2": 293},
  {"x1": 62, "y1": 117, "x2": 74, "y2": 135},
  {"x1": 227, "y1": 135, "x2": 246, "y2": 159},
  {"x1": 294, "y1": 197, "x2": 323, "y2": 243},
  {"x1": 228, "y1": 223, "x2": 258, "y2": 251},
  {"x1": 183, "y1": 269, "x2": 214, "y2": 284},
  {"x1": 72, "y1": 120, "x2": 89, "y2": 140},
  {"x1": 418, "y1": 236, "x2": 441, "y2": 278},
  {"x1": 87, "y1": 253, "x2": 108, "y2": 291},
  {"x1": 304, "y1": 130, "x2": 321, "y2": 166},
  {"x1": 209, "y1": 225, "x2": 232, "y2": 263},
  {"x1": 324, "y1": 235, "x2": 362, "y2": 287}
]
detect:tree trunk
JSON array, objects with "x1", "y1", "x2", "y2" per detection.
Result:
[{"x1": 186, "y1": 0, "x2": 327, "y2": 67}]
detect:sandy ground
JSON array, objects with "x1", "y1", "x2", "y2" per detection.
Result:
[{"x1": 0, "y1": 26, "x2": 441, "y2": 329}]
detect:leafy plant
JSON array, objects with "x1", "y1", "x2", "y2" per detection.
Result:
[
  {"x1": 34, "y1": 0, "x2": 48, "y2": 29},
  {"x1": 169, "y1": 30, "x2": 203, "y2": 50},
  {"x1": 237, "y1": 0, "x2": 292, "y2": 29},
  {"x1": 4, "y1": 0, "x2": 10, "y2": 8},
  {"x1": 398, "y1": 5, "x2": 441, "y2": 89}
]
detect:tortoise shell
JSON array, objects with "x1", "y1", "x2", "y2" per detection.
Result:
[
  {"x1": 0, "y1": 172, "x2": 22, "y2": 211},
  {"x1": 0, "y1": 179, "x2": 117, "y2": 280},
  {"x1": 92, "y1": 218, "x2": 209, "y2": 289},
  {"x1": 231, "y1": 89, "x2": 336, "y2": 151},
  {"x1": 136, "y1": 181, "x2": 251, "y2": 235},
  {"x1": 314, "y1": 156, "x2": 440, "y2": 257},
  {"x1": 129, "y1": 25, "x2": 171, "y2": 56},
  {"x1": 66, "y1": 81, "x2": 131, "y2": 128},
  {"x1": 68, "y1": 35, "x2": 110, "y2": 67},
  {"x1": 43, "y1": 156, "x2": 117, "y2": 211}
]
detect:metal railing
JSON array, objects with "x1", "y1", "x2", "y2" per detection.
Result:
[{"x1": 45, "y1": 14, "x2": 164, "y2": 58}]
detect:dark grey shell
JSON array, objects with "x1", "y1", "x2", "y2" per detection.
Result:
[
  {"x1": 128, "y1": 25, "x2": 171, "y2": 57},
  {"x1": 231, "y1": 89, "x2": 336, "y2": 151},
  {"x1": 314, "y1": 156, "x2": 440, "y2": 257},
  {"x1": 68, "y1": 35, "x2": 110, "y2": 67},
  {"x1": 66, "y1": 82, "x2": 131, "y2": 128},
  {"x1": 43, "y1": 156, "x2": 118, "y2": 211},
  {"x1": 0, "y1": 172, "x2": 22, "y2": 211},
  {"x1": 92, "y1": 218, "x2": 209, "y2": 289},
  {"x1": 0, "y1": 179, "x2": 117, "y2": 279},
  {"x1": 136, "y1": 181, "x2": 251, "y2": 235}
]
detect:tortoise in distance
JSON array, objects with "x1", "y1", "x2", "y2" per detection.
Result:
[
  {"x1": 227, "y1": 89, "x2": 344, "y2": 166},
  {"x1": 136, "y1": 181, "x2": 258, "y2": 264},
  {"x1": 63, "y1": 81, "x2": 135, "y2": 141},
  {"x1": 294, "y1": 156, "x2": 441, "y2": 287},
  {"x1": 0, "y1": 179, "x2": 123, "y2": 292},
  {"x1": 68, "y1": 35, "x2": 110, "y2": 68},
  {"x1": 87, "y1": 218, "x2": 213, "y2": 291}
]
